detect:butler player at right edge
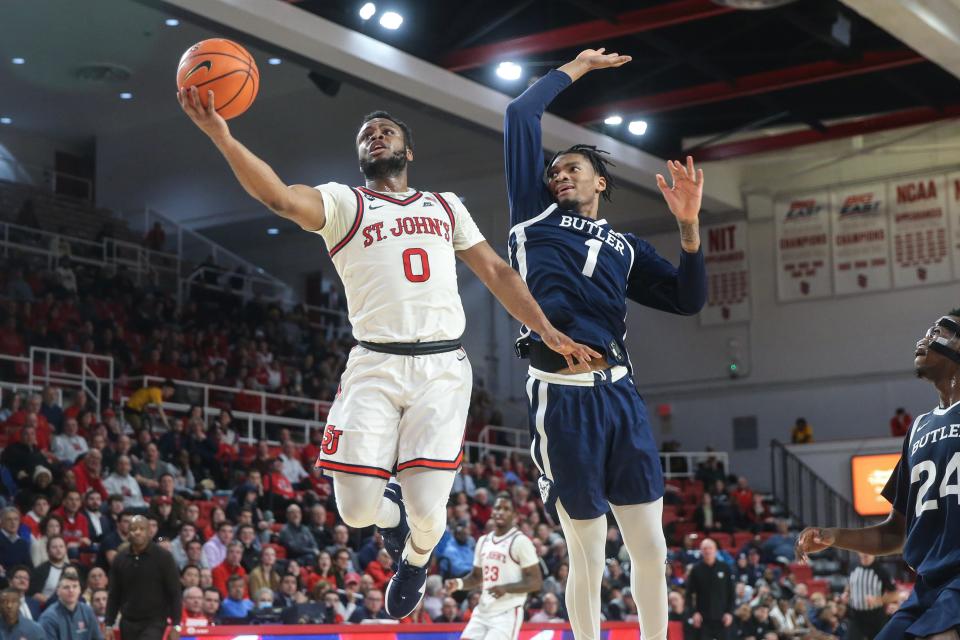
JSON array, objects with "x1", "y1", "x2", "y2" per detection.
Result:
[{"x1": 503, "y1": 48, "x2": 707, "y2": 640}]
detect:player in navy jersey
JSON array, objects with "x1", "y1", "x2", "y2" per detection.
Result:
[
  {"x1": 503, "y1": 48, "x2": 707, "y2": 640},
  {"x1": 797, "y1": 309, "x2": 960, "y2": 640}
]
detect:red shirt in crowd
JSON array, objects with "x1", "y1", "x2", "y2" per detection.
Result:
[
  {"x1": 53, "y1": 507, "x2": 90, "y2": 546},
  {"x1": 266, "y1": 472, "x2": 296, "y2": 500},
  {"x1": 891, "y1": 412, "x2": 912, "y2": 437},
  {"x1": 212, "y1": 562, "x2": 248, "y2": 598},
  {"x1": 72, "y1": 460, "x2": 108, "y2": 500}
]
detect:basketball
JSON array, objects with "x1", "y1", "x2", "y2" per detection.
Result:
[{"x1": 176, "y1": 38, "x2": 259, "y2": 120}]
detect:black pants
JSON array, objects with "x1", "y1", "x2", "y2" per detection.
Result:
[
  {"x1": 692, "y1": 620, "x2": 732, "y2": 640},
  {"x1": 847, "y1": 607, "x2": 888, "y2": 640},
  {"x1": 120, "y1": 617, "x2": 167, "y2": 640}
]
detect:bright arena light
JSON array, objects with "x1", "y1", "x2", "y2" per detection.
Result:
[
  {"x1": 0, "y1": 118, "x2": 11, "y2": 125},
  {"x1": 267, "y1": 58, "x2": 282, "y2": 65},
  {"x1": 604, "y1": 115, "x2": 623, "y2": 126},
  {"x1": 496, "y1": 61, "x2": 522, "y2": 81},
  {"x1": 165, "y1": 18, "x2": 179, "y2": 26},
  {"x1": 11, "y1": 57, "x2": 25, "y2": 65},
  {"x1": 628, "y1": 119, "x2": 648, "y2": 135},
  {"x1": 267, "y1": 228, "x2": 279, "y2": 236},
  {"x1": 359, "y1": 2, "x2": 376, "y2": 20},
  {"x1": 119, "y1": 92, "x2": 133, "y2": 100},
  {"x1": 379, "y1": 11, "x2": 403, "y2": 29}
]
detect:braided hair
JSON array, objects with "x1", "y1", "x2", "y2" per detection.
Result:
[{"x1": 545, "y1": 144, "x2": 617, "y2": 202}]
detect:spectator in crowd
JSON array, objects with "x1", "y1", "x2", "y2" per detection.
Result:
[
  {"x1": 203, "y1": 521, "x2": 234, "y2": 569},
  {"x1": 0, "y1": 507, "x2": 31, "y2": 573},
  {"x1": 249, "y1": 545, "x2": 281, "y2": 595},
  {"x1": 348, "y1": 588, "x2": 389, "y2": 623},
  {"x1": 0, "y1": 587, "x2": 45, "y2": 640},
  {"x1": 364, "y1": 548, "x2": 395, "y2": 591},
  {"x1": 280, "y1": 504, "x2": 319, "y2": 565},
  {"x1": 103, "y1": 456, "x2": 146, "y2": 509},
  {"x1": 31, "y1": 536, "x2": 74, "y2": 607},
  {"x1": 889, "y1": 407, "x2": 912, "y2": 438},
  {"x1": 83, "y1": 490, "x2": 112, "y2": 544},
  {"x1": 8, "y1": 565, "x2": 41, "y2": 621},
  {"x1": 273, "y1": 573, "x2": 302, "y2": 610},
  {"x1": 123, "y1": 380, "x2": 176, "y2": 432},
  {"x1": 143, "y1": 222, "x2": 166, "y2": 252},
  {"x1": 278, "y1": 441, "x2": 308, "y2": 487},
  {"x1": 437, "y1": 524, "x2": 475, "y2": 579},
  {"x1": 790, "y1": 417, "x2": 813, "y2": 444},
  {"x1": 200, "y1": 586, "x2": 222, "y2": 623},
  {"x1": 170, "y1": 522, "x2": 197, "y2": 569},
  {"x1": 212, "y1": 541, "x2": 248, "y2": 598},
  {"x1": 308, "y1": 504, "x2": 334, "y2": 550},
  {"x1": 39, "y1": 573, "x2": 102, "y2": 640},
  {"x1": 761, "y1": 520, "x2": 797, "y2": 564},
  {"x1": 82, "y1": 567, "x2": 108, "y2": 604},
  {"x1": 52, "y1": 418, "x2": 88, "y2": 465},
  {"x1": 435, "y1": 596, "x2": 463, "y2": 623},
  {"x1": 530, "y1": 593, "x2": 566, "y2": 623},
  {"x1": 53, "y1": 490, "x2": 91, "y2": 552},
  {"x1": 73, "y1": 449, "x2": 107, "y2": 500},
  {"x1": 686, "y1": 538, "x2": 735, "y2": 640},
  {"x1": 133, "y1": 444, "x2": 175, "y2": 496},
  {"x1": 1, "y1": 426, "x2": 46, "y2": 488},
  {"x1": 181, "y1": 586, "x2": 208, "y2": 627},
  {"x1": 219, "y1": 574, "x2": 253, "y2": 621},
  {"x1": 39, "y1": 386, "x2": 64, "y2": 433},
  {"x1": 21, "y1": 495, "x2": 48, "y2": 539}
]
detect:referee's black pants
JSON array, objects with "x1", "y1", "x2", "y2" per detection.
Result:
[
  {"x1": 120, "y1": 617, "x2": 167, "y2": 640},
  {"x1": 692, "y1": 620, "x2": 732, "y2": 640},
  {"x1": 847, "y1": 607, "x2": 888, "y2": 640}
]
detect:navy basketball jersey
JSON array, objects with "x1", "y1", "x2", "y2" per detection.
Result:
[
  {"x1": 890, "y1": 401, "x2": 960, "y2": 583},
  {"x1": 503, "y1": 69, "x2": 706, "y2": 366}
]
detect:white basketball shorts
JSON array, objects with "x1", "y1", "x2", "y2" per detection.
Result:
[
  {"x1": 315, "y1": 345, "x2": 472, "y2": 478},
  {"x1": 462, "y1": 606, "x2": 524, "y2": 640}
]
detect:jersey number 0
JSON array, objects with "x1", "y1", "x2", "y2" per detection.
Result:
[{"x1": 403, "y1": 248, "x2": 431, "y2": 283}]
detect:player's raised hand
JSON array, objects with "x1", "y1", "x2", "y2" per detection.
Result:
[
  {"x1": 656, "y1": 156, "x2": 704, "y2": 225},
  {"x1": 559, "y1": 48, "x2": 631, "y2": 82},
  {"x1": 177, "y1": 86, "x2": 230, "y2": 142},
  {"x1": 575, "y1": 47, "x2": 632, "y2": 70},
  {"x1": 540, "y1": 326, "x2": 603, "y2": 372},
  {"x1": 795, "y1": 526, "x2": 835, "y2": 564},
  {"x1": 444, "y1": 579, "x2": 461, "y2": 594}
]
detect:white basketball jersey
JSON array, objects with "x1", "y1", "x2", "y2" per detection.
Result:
[
  {"x1": 313, "y1": 183, "x2": 485, "y2": 343},
  {"x1": 474, "y1": 528, "x2": 539, "y2": 615}
]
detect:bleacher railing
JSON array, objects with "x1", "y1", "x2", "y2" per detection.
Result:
[
  {"x1": 29, "y1": 347, "x2": 113, "y2": 413},
  {"x1": 770, "y1": 439, "x2": 867, "y2": 529}
]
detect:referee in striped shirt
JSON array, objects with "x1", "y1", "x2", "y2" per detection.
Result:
[{"x1": 846, "y1": 552, "x2": 897, "y2": 639}]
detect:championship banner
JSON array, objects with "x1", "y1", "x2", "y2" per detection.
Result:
[
  {"x1": 700, "y1": 221, "x2": 750, "y2": 325},
  {"x1": 830, "y1": 183, "x2": 891, "y2": 294},
  {"x1": 888, "y1": 175, "x2": 951, "y2": 288},
  {"x1": 948, "y1": 171, "x2": 960, "y2": 279},
  {"x1": 774, "y1": 192, "x2": 832, "y2": 301}
]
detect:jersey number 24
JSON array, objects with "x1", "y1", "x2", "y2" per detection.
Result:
[{"x1": 912, "y1": 453, "x2": 960, "y2": 516}]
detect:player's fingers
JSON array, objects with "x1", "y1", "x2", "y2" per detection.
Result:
[
  {"x1": 207, "y1": 90, "x2": 216, "y2": 114},
  {"x1": 666, "y1": 161, "x2": 683, "y2": 184},
  {"x1": 697, "y1": 167, "x2": 704, "y2": 187},
  {"x1": 656, "y1": 174, "x2": 669, "y2": 192},
  {"x1": 562, "y1": 353, "x2": 574, "y2": 370},
  {"x1": 687, "y1": 155, "x2": 695, "y2": 178},
  {"x1": 189, "y1": 86, "x2": 202, "y2": 111}
]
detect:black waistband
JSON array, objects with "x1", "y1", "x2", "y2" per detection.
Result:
[
  {"x1": 359, "y1": 338, "x2": 462, "y2": 356},
  {"x1": 524, "y1": 338, "x2": 605, "y2": 373}
]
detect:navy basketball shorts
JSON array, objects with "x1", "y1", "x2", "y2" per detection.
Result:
[
  {"x1": 876, "y1": 573, "x2": 960, "y2": 639},
  {"x1": 525, "y1": 365, "x2": 664, "y2": 520}
]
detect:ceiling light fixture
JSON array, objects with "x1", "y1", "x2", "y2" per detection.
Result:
[
  {"x1": 628, "y1": 120, "x2": 648, "y2": 135},
  {"x1": 11, "y1": 58, "x2": 25, "y2": 65},
  {"x1": 267, "y1": 58, "x2": 282, "y2": 65},
  {"x1": 119, "y1": 92, "x2": 133, "y2": 100},
  {"x1": 267, "y1": 228, "x2": 279, "y2": 236},
  {"x1": 0, "y1": 117, "x2": 11, "y2": 125},
  {"x1": 359, "y1": 2, "x2": 377, "y2": 20},
  {"x1": 604, "y1": 115, "x2": 623, "y2": 126},
  {"x1": 496, "y1": 61, "x2": 522, "y2": 81},
  {"x1": 165, "y1": 18, "x2": 180, "y2": 26},
  {"x1": 379, "y1": 11, "x2": 403, "y2": 29}
]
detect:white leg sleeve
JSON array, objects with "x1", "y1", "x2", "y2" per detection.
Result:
[
  {"x1": 610, "y1": 499, "x2": 668, "y2": 640},
  {"x1": 330, "y1": 471, "x2": 397, "y2": 529},
  {"x1": 556, "y1": 500, "x2": 607, "y2": 640},
  {"x1": 397, "y1": 467, "x2": 456, "y2": 566}
]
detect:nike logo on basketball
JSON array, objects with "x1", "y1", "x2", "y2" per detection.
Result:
[{"x1": 184, "y1": 60, "x2": 212, "y2": 80}]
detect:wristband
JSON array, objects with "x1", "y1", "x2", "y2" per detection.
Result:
[{"x1": 453, "y1": 578, "x2": 464, "y2": 591}]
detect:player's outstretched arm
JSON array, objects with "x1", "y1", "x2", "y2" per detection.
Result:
[
  {"x1": 457, "y1": 242, "x2": 601, "y2": 369},
  {"x1": 488, "y1": 564, "x2": 543, "y2": 599},
  {"x1": 795, "y1": 510, "x2": 906, "y2": 563},
  {"x1": 445, "y1": 567, "x2": 483, "y2": 594},
  {"x1": 557, "y1": 47, "x2": 632, "y2": 84},
  {"x1": 177, "y1": 86, "x2": 325, "y2": 231}
]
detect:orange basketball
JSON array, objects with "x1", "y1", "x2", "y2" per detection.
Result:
[{"x1": 177, "y1": 39, "x2": 259, "y2": 120}]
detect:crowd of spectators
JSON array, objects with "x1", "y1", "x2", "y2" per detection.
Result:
[{"x1": 0, "y1": 254, "x2": 914, "y2": 639}]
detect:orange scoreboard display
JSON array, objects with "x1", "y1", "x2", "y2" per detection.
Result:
[{"x1": 851, "y1": 453, "x2": 901, "y2": 516}]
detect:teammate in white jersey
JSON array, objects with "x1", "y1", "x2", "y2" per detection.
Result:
[
  {"x1": 178, "y1": 89, "x2": 597, "y2": 620},
  {"x1": 447, "y1": 493, "x2": 543, "y2": 640}
]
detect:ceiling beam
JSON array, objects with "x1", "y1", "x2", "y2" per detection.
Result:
[
  {"x1": 575, "y1": 49, "x2": 923, "y2": 123},
  {"x1": 440, "y1": 0, "x2": 734, "y2": 72},
  {"x1": 694, "y1": 103, "x2": 960, "y2": 161}
]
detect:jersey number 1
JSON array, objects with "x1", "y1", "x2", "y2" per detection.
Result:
[
  {"x1": 582, "y1": 239, "x2": 602, "y2": 278},
  {"x1": 402, "y1": 248, "x2": 431, "y2": 283}
]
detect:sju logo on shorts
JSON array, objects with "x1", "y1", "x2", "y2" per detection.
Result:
[{"x1": 321, "y1": 424, "x2": 343, "y2": 454}]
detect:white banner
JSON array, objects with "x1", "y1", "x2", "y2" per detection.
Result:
[
  {"x1": 774, "y1": 193, "x2": 832, "y2": 301},
  {"x1": 947, "y1": 171, "x2": 960, "y2": 279},
  {"x1": 888, "y1": 175, "x2": 951, "y2": 288},
  {"x1": 700, "y1": 221, "x2": 750, "y2": 325},
  {"x1": 830, "y1": 183, "x2": 892, "y2": 294}
]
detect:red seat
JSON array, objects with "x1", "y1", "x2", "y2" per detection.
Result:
[
  {"x1": 266, "y1": 542, "x2": 287, "y2": 559},
  {"x1": 790, "y1": 563, "x2": 813, "y2": 582},
  {"x1": 673, "y1": 521, "x2": 697, "y2": 540},
  {"x1": 709, "y1": 532, "x2": 732, "y2": 548},
  {"x1": 806, "y1": 578, "x2": 830, "y2": 595},
  {"x1": 733, "y1": 531, "x2": 755, "y2": 550}
]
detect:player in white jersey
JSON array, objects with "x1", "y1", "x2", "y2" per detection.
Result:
[
  {"x1": 178, "y1": 89, "x2": 597, "y2": 620},
  {"x1": 447, "y1": 493, "x2": 542, "y2": 640}
]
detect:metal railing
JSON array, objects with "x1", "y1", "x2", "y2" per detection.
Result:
[
  {"x1": 28, "y1": 347, "x2": 113, "y2": 413},
  {"x1": 770, "y1": 439, "x2": 868, "y2": 529},
  {"x1": 139, "y1": 376, "x2": 332, "y2": 424},
  {"x1": 0, "y1": 157, "x2": 93, "y2": 201}
]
